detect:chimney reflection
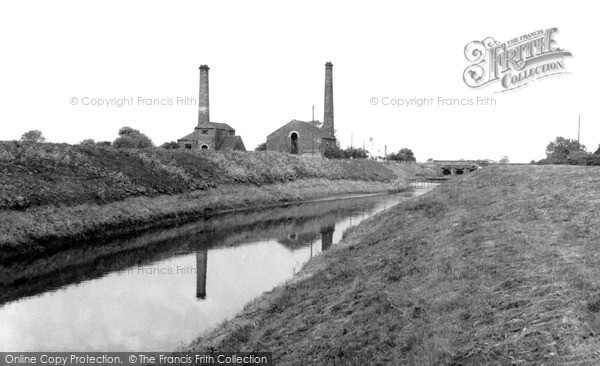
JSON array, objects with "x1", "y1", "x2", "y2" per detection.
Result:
[
  {"x1": 196, "y1": 247, "x2": 208, "y2": 299},
  {"x1": 320, "y1": 224, "x2": 335, "y2": 252}
]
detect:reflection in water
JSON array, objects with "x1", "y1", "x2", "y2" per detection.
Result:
[
  {"x1": 196, "y1": 249, "x2": 207, "y2": 300},
  {"x1": 0, "y1": 187, "x2": 433, "y2": 351},
  {"x1": 199, "y1": 222, "x2": 335, "y2": 300},
  {"x1": 320, "y1": 225, "x2": 335, "y2": 252}
]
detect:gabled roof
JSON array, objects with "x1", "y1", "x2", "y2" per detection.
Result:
[
  {"x1": 177, "y1": 131, "x2": 196, "y2": 141},
  {"x1": 178, "y1": 120, "x2": 237, "y2": 141},
  {"x1": 220, "y1": 135, "x2": 246, "y2": 151},
  {"x1": 196, "y1": 121, "x2": 235, "y2": 131},
  {"x1": 267, "y1": 119, "x2": 335, "y2": 140}
]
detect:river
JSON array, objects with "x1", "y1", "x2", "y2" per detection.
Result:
[{"x1": 0, "y1": 185, "x2": 434, "y2": 351}]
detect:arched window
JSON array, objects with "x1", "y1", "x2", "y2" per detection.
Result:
[
  {"x1": 200, "y1": 144, "x2": 209, "y2": 150},
  {"x1": 289, "y1": 131, "x2": 299, "y2": 154}
]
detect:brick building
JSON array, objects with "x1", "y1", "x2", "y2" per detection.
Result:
[
  {"x1": 177, "y1": 65, "x2": 246, "y2": 151},
  {"x1": 266, "y1": 119, "x2": 336, "y2": 155},
  {"x1": 266, "y1": 62, "x2": 336, "y2": 155}
]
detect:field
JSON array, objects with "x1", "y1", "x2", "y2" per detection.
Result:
[{"x1": 191, "y1": 165, "x2": 600, "y2": 365}]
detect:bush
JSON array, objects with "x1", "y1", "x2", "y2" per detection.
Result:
[
  {"x1": 324, "y1": 146, "x2": 369, "y2": 159},
  {"x1": 324, "y1": 145, "x2": 346, "y2": 159},
  {"x1": 20, "y1": 130, "x2": 45, "y2": 143},
  {"x1": 113, "y1": 126, "x2": 153, "y2": 148},
  {"x1": 389, "y1": 148, "x2": 416, "y2": 162},
  {"x1": 566, "y1": 151, "x2": 600, "y2": 166}
]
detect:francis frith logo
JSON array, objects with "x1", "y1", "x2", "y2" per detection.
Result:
[{"x1": 463, "y1": 28, "x2": 572, "y2": 92}]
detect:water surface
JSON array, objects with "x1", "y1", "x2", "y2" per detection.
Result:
[{"x1": 0, "y1": 187, "x2": 433, "y2": 351}]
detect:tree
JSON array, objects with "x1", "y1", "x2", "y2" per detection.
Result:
[
  {"x1": 389, "y1": 148, "x2": 416, "y2": 162},
  {"x1": 160, "y1": 141, "x2": 179, "y2": 149},
  {"x1": 499, "y1": 155, "x2": 510, "y2": 164},
  {"x1": 344, "y1": 147, "x2": 368, "y2": 159},
  {"x1": 255, "y1": 142, "x2": 267, "y2": 151},
  {"x1": 113, "y1": 126, "x2": 154, "y2": 148},
  {"x1": 545, "y1": 137, "x2": 586, "y2": 163},
  {"x1": 79, "y1": 139, "x2": 95, "y2": 145},
  {"x1": 20, "y1": 130, "x2": 45, "y2": 143}
]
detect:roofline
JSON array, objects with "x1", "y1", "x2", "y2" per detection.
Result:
[{"x1": 267, "y1": 119, "x2": 335, "y2": 139}]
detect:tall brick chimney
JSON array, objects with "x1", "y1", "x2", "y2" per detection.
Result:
[
  {"x1": 198, "y1": 65, "x2": 210, "y2": 125},
  {"x1": 323, "y1": 62, "x2": 335, "y2": 137}
]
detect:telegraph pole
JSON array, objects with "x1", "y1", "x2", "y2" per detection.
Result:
[{"x1": 578, "y1": 115, "x2": 581, "y2": 144}]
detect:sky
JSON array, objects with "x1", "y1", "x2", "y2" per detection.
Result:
[{"x1": 0, "y1": 0, "x2": 597, "y2": 163}]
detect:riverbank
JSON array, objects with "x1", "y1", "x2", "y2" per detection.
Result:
[
  {"x1": 0, "y1": 143, "x2": 436, "y2": 263},
  {"x1": 190, "y1": 165, "x2": 600, "y2": 365},
  {"x1": 0, "y1": 179, "x2": 404, "y2": 264},
  {"x1": 1, "y1": 190, "x2": 415, "y2": 307}
]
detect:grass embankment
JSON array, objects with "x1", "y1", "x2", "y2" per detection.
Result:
[
  {"x1": 0, "y1": 142, "x2": 432, "y2": 263},
  {"x1": 191, "y1": 165, "x2": 600, "y2": 365}
]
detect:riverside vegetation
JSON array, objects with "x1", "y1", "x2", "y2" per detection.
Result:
[
  {"x1": 191, "y1": 165, "x2": 600, "y2": 365},
  {"x1": 0, "y1": 142, "x2": 436, "y2": 263}
]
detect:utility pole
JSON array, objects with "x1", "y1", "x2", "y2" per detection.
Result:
[
  {"x1": 312, "y1": 105, "x2": 315, "y2": 122},
  {"x1": 578, "y1": 115, "x2": 581, "y2": 144},
  {"x1": 351, "y1": 133, "x2": 353, "y2": 149}
]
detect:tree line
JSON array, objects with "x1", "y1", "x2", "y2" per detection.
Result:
[
  {"x1": 18, "y1": 128, "x2": 155, "y2": 148},
  {"x1": 532, "y1": 137, "x2": 600, "y2": 165},
  {"x1": 17, "y1": 128, "x2": 419, "y2": 162}
]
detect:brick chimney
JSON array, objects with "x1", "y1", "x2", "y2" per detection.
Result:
[
  {"x1": 198, "y1": 65, "x2": 210, "y2": 125},
  {"x1": 323, "y1": 62, "x2": 334, "y2": 137}
]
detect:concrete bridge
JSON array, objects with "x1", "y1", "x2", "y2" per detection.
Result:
[{"x1": 433, "y1": 160, "x2": 480, "y2": 176}]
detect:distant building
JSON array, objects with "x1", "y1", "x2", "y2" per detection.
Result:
[
  {"x1": 177, "y1": 65, "x2": 246, "y2": 151},
  {"x1": 266, "y1": 62, "x2": 336, "y2": 155},
  {"x1": 178, "y1": 121, "x2": 245, "y2": 151},
  {"x1": 266, "y1": 119, "x2": 336, "y2": 155}
]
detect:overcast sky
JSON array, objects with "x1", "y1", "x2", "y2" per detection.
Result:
[{"x1": 0, "y1": 0, "x2": 596, "y2": 163}]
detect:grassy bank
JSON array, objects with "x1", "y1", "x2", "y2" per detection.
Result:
[
  {"x1": 0, "y1": 142, "x2": 434, "y2": 263},
  {"x1": 0, "y1": 142, "x2": 396, "y2": 210},
  {"x1": 0, "y1": 179, "x2": 400, "y2": 264},
  {"x1": 190, "y1": 165, "x2": 600, "y2": 365}
]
